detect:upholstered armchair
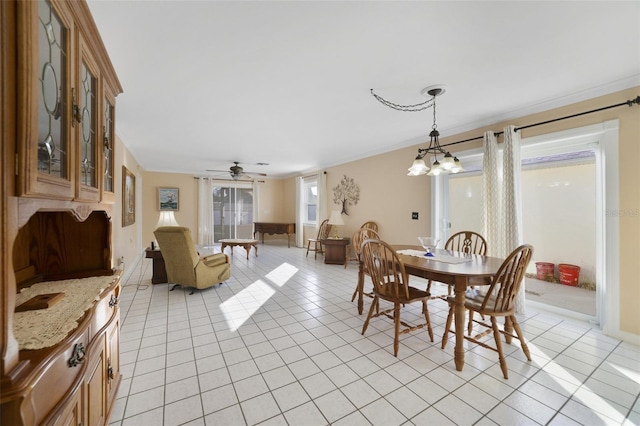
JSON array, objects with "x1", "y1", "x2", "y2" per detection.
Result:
[{"x1": 153, "y1": 226, "x2": 231, "y2": 293}]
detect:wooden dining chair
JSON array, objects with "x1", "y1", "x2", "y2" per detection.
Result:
[
  {"x1": 427, "y1": 230, "x2": 487, "y2": 299},
  {"x1": 360, "y1": 221, "x2": 379, "y2": 232},
  {"x1": 348, "y1": 227, "x2": 380, "y2": 314},
  {"x1": 345, "y1": 220, "x2": 380, "y2": 267},
  {"x1": 441, "y1": 244, "x2": 534, "y2": 379},
  {"x1": 360, "y1": 239, "x2": 434, "y2": 356},
  {"x1": 306, "y1": 219, "x2": 332, "y2": 259}
]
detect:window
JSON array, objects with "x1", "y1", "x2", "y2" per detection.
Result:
[{"x1": 303, "y1": 178, "x2": 318, "y2": 224}]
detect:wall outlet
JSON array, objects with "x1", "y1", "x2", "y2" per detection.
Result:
[
  {"x1": 412, "y1": 212, "x2": 419, "y2": 220},
  {"x1": 117, "y1": 256, "x2": 124, "y2": 265}
]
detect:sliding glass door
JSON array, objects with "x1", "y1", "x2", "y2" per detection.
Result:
[
  {"x1": 432, "y1": 123, "x2": 616, "y2": 324},
  {"x1": 213, "y1": 184, "x2": 254, "y2": 241}
]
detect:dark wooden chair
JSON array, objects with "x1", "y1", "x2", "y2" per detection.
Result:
[
  {"x1": 441, "y1": 244, "x2": 534, "y2": 379},
  {"x1": 305, "y1": 219, "x2": 332, "y2": 259},
  {"x1": 349, "y1": 227, "x2": 380, "y2": 314},
  {"x1": 360, "y1": 239, "x2": 434, "y2": 356}
]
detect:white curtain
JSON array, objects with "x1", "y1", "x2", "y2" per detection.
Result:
[
  {"x1": 481, "y1": 126, "x2": 525, "y2": 313},
  {"x1": 317, "y1": 171, "x2": 327, "y2": 229},
  {"x1": 503, "y1": 125, "x2": 525, "y2": 312},
  {"x1": 252, "y1": 180, "x2": 260, "y2": 223},
  {"x1": 197, "y1": 177, "x2": 215, "y2": 246},
  {"x1": 295, "y1": 177, "x2": 304, "y2": 248},
  {"x1": 482, "y1": 131, "x2": 502, "y2": 257}
]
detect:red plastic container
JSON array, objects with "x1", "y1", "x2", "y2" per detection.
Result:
[
  {"x1": 535, "y1": 262, "x2": 555, "y2": 281},
  {"x1": 558, "y1": 264, "x2": 580, "y2": 286}
]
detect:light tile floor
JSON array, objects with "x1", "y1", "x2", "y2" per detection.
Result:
[{"x1": 110, "y1": 241, "x2": 640, "y2": 426}]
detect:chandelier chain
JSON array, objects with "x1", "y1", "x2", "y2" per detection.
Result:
[
  {"x1": 370, "y1": 89, "x2": 435, "y2": 112},
  {"x1": 432, "y1": 97, "x2": 437, "y2": 130}
]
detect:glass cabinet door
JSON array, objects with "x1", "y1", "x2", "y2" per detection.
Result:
[
  {"x1": 75, "y1": 37, "x2": 101, "y2": 202},
  {"x1": 18, "y1": 0, "x2": 75, "y2": 199},
  {"x1": 102, "y1": 96, "x2": 116, "y2": 202}
]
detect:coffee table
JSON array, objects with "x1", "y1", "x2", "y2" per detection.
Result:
[{"x1": 220, "y1": 239, "x2": 259, "y2": 260}]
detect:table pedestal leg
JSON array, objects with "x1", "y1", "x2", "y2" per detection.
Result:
[{"x1": 454, "y1": 277, "x2": 466, "y2": 371}]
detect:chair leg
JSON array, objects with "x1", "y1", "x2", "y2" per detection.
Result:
[
  {"x1": 305, "y1": 241, "x2": 311, "y2": 257},
  {"x1": 510, "y1": 315, "x2": 532, "y2": 361},
  {"x1": 393, "y1": 303, "x2": 401, "y2": 357},
  {"x1": 467, "y1": 310, "x2": 474, "y2": 336},
  {"x1": 491, "y1": 316, "x2": 509, "y2": 379},
  {"x1": 361, "y1": 296, "x2": 378, "y2": 335},
  {"x1": 422, "y1": 300, "x2": 434, "y2": 342},
  {"x1": 441, "y1": 304, "x2": 454, "y2": 349},
  {"x1": 351, "y1": 271, "x2": 365, "y2": 315}
]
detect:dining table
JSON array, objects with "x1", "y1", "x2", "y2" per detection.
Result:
[{"x1": 392, "y1": 244, "x2": 505, "y2": 372}]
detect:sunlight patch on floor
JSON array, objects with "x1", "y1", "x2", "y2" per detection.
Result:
[
  {"x1": 221, "y1": 262, "x2": 299, "y2": 331},
  {"x1": 265, "y1": 262, "x2": 298, "y2": 287}
]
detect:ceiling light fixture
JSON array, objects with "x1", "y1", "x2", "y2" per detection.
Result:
[{"x1": 371, "y1": 84, "x2": 463, "y2": 176}]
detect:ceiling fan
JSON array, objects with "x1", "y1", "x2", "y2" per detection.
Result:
[{"x1": 206, "y1": 162, "x2": 267, "y2": 181}]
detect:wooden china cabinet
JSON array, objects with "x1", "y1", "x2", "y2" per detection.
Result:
[{"x1": 1, "y1": 0, "x2": 124, "y2": 424}]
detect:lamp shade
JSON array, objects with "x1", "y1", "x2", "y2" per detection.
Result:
[
  {"x1": 156, "y1": 211, "x2": 179, "y2": 229},
  {"x1": 407, "y1": 157, "x2": 429, "y2": 176},
  {"x1": 328, "y1": 210, "x2": 344, "y2": 226}
]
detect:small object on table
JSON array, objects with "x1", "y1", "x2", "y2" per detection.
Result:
[
  {"x1": 16, "y1": 293, "x2": 64, "y2": 312},
  {"x1": 220, "y1": 239, "x2": 259, "y2": 260},
  {"x1": 418, "y1": 236, "x2": 439, "y2": 257}
]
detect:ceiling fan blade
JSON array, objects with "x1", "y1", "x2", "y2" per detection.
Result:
[{"x1": 243, "y1": 172, "x2": 267, "y2": 177}]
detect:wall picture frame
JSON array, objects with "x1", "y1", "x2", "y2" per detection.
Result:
[
  {"x1": 158, "y1": 187, "x2": 179, "y2": 211},
  {"x1": 122, "y1": 166, "x2": 135, "y2": 226}
]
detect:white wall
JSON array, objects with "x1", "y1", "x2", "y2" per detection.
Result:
[{"x1": 522, "y1": 162, "x2": 596, "y2": 285}]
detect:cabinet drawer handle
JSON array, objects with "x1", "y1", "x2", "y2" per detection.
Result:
[
  {"x1": 107, "y1": 357, "x2": 114, "y2": 381},
  {"x1": 68, "y1": 343, "x2": 86, "y2": 367},
  {"x1": 109, "y1": 295, "x2": 118, "y2": 308}
]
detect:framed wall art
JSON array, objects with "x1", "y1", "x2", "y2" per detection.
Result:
[
  {"x1": 122, "y1": 166, "x2": 135, "y2": 226},
  {"x1": 158, "y1": 187, "x2": 179, "y2": 211}
]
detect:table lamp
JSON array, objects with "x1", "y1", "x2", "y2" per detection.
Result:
[
  {"x1": 328, "y1": 210, "x2": 344, "y2": 239},
  {"x1": 153, "y1": 211, "x2": 179, "y2": 249}
]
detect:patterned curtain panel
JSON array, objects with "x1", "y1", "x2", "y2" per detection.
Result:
[
  {"x1": 197, "y1": 177, "x2": 215, "y2": 246},
  {"x1": 503, "y1": 125, "x2": 525, "y2": 313},
  {"x1": 482, "y1": 126, "x2": 525, "y2": 313},
  {"x1": 482, "y1": 131, "x2": 502, "y2": 257}
]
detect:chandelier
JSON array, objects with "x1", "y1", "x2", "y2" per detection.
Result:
[{"x1": 371, "y1": 85, "x2": 463, "y2": 176}]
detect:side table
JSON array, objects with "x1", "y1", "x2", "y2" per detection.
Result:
[
  {"x1": 145, "y1": 247, "x2": 167, "y2": 284},
  {"x1": 321, "y1": 238, "x2": 350, "y2": 265}
]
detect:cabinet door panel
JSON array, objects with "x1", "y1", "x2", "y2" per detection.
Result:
[
  {"x1": 75, "y1": 34, "x2": 101, "y2": 202},
  {"x1": 106, "y1": 317, "x2": 121, "y2": 407},
  {"x1": 86, "y1": 346, "x2": 106, "y2": 426},
  {"x1": 17, "y1": 0, "x2": 75, "y2": 199}
]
